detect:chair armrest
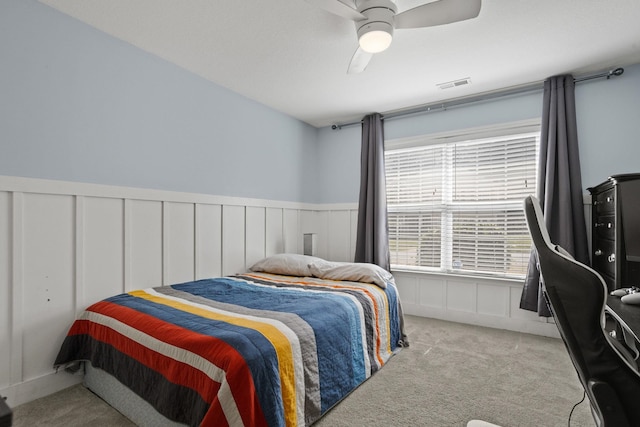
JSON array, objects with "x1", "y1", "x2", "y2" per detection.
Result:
[{"x1": 605, "y1": 309, "x2": 640, "y2": 371}]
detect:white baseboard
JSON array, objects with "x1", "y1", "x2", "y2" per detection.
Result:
[
  {"x1": 403, "y1": 303, "x2": 560, "y2": 338},
  {"x1": 0, "y1": 371, "x2": 83, "y2": 408}
]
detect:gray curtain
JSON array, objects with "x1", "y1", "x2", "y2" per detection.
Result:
[
  {"x1": 520, "y1": 75, "x2": 590, "y2": 316},
  {"x1": 355, "y1": 113, "x2": 391, "y2": 271}
]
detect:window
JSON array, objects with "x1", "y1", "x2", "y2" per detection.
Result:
[{"x1": 385, "y1": 120, "x2": 539, "y2": 278}]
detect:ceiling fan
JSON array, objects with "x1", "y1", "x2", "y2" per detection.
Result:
[{"x1": 305, "y1": 0, "x2": 481, "y2": 73}]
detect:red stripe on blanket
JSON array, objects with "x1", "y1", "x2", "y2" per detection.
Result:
[{"x1": 68, "y1": 301, "x2": 268, "y2": 427}]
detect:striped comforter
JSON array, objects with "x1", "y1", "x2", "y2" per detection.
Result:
[{"x1": 54, "y1": 272, "x2": 404, "y2": 427}]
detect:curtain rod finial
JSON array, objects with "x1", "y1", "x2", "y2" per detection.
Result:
[{"x1": 608, "y1": 67, "x2": 624, "y2": 79}]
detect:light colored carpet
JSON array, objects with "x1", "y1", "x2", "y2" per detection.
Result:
[{"x1": 13, "y1": 315, "x2": 595, "y2": 427}]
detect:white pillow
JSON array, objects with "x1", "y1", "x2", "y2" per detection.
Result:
[
  {"x1": 249, "y1": 253, "x2": 323, "y2": 277},
  {"x1": 308, "y1": 261, "x2": 393, "y2": 289}
]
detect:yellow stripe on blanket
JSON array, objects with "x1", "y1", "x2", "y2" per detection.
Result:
[{"x1": 129, "y1": 289, "x2": 299, "y2": 427}]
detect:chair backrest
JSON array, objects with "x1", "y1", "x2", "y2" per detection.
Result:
[{"x1": 524, "y1": 195, "x2": 640, "y2": 427}]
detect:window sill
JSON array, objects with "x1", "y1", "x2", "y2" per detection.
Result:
[{"x1": 390, "y1": 267, "x2": 525, "y2": 285}]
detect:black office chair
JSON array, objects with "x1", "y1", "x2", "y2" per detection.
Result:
[{"x1": 524, "y1": 195, "x2": 640, "y2": 427}]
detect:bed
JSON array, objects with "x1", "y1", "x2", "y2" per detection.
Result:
[{"x1": 54, "y1": 254, "x2": 407, "y2": 427}]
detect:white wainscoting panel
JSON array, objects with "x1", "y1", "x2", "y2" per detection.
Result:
[
  {"x1": 222, "y1": 205, "x2": 246, "y2": 276},
  {"x1": 9, "y1": 192, "x2": 23, "y2": 388},
  {"x1": 195, "y1": 203, "x2": 222, "y2": 280},
  {"x1": 327, "y1": 210, "x2": 351, "y2": 262},
  {"x1": 127, "y1": 200, "x2": 163, "y2": 290},
  {"x1": 446, "y1": 280, "x2": 476, "y2": 313},
  {"x1": 21, "y1": 193, "x2": 76, "y2": 383},
  {"x1": 82, "y1": 196, "x2": 124, "y2": 306},
  {"x1": 0, "y1": 175, "x2": 354, "y2": 407},
  {"x1": 164, "y1": 202, "x2": 196, "y2": 285},
  {"x1": 283, "y1": 209, "x2": 300, "y2": 254},
  {"x1": 419, "y1": 276, "x2": 446, "y2": 308},
  {"x1": 394, "y1": 270, "x2": 558, "y2": 337},
  {"x1": 265, "y1": 207, "x2": 284, "y2": 257},
  {"x1": 245, "y1": 207, "x2": 266, "y2": 269},
  {"x1": 477, "y1": 283, "x2": 509, "y2": 317},
  {"x1": 0, "y1": 191, "x2": 11, "y2": 389}
]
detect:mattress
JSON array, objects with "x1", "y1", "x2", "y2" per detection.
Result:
[
  {"x1": 84, "y1": 363, "x2": 185, "y2": 426},
  {"x1": 54, "y1": 270, "x2": 405, "y2": 426}
]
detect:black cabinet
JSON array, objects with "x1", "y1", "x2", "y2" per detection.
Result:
[
  {"x1": 588, "y1": 174, "x2": 640, "y2": 291},
  {"x1": 0, "y1": 396, "x2": 11, "y2": 427}
]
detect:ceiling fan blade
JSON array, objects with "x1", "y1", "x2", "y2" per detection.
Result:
[
  {"x1": 304, "y1": 0, "x2": 365, "y2": 21},
  {"x1": 347, "y1": 47, "x2": 374, "y2": 74},
  {"x1": 395, "y1": 0, "x2": 481, "y2": 29}
]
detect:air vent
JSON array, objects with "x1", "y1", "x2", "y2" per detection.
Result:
[{"x1": 437, "y1": 77, "x2": 471, "y2": 90}]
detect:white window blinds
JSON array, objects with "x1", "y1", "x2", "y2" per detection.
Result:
[{"x1": 385, "y1": 122, "x2": 539, "y2": 278}]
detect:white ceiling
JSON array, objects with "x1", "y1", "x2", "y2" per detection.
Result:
[{"x1": 38, "y1": 0, "x2": 640, "y2": 128}]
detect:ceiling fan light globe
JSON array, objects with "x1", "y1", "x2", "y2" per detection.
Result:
[
  {"x1": 359, "y1": 30, "x2": 392, "y2": 53},
  {"x1": 357, "y1": 22, "x2": 393, "y2": 53}
]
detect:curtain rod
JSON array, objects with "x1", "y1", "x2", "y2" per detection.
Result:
[{"x1": 331, "y1": 67, "x2": 625, "y2": 130}]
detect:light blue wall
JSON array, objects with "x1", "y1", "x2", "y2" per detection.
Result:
[
  {"x1": 576, "y1": 64, "x2": 640, "y2": 188},
  {"x1": 3, "y1": 1, "x2": 639, "y2": 205},
  {"x1": 316, "y1": 63, "x2": 640, "y2": 203},
  {"x1": 0, "y1": 0, "x2": 319, "y2": 203}
]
